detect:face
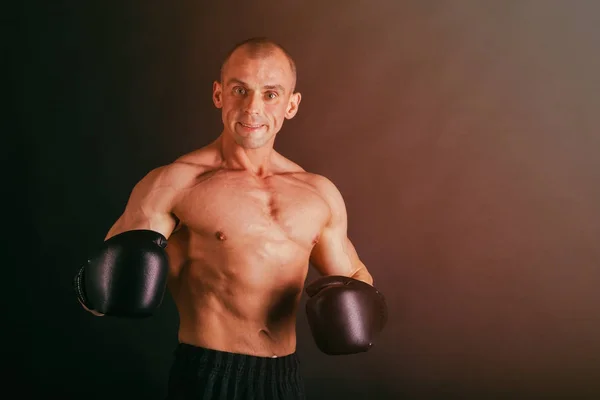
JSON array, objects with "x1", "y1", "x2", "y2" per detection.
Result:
[{"x1": 212, "y1": 48, "x2": 301, "y2": 149}]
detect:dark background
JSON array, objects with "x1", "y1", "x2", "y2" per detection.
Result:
[{"x1": 8, "y1": 1, "x2": 600, "y2": 399}]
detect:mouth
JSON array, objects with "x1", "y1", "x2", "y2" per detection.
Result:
[{"x1": 238, "y1": 122, "x2": 265, "y2": 129}]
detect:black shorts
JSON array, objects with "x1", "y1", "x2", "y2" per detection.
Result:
[{"x1": 166, "y1": 343, "x2": 306, "y2": 400}]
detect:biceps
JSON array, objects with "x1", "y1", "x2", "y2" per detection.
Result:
[
  {"x1": 106, "y1": 209, "x2": 177, "y2": 240},
  {"x1": 106, "y1": 179, "x2": 178, "y2": 239},
  {"x1": 310, "y1": 229, "x2": 357, "y2": 276}
]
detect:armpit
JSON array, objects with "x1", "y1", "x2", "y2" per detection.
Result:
[{"x1": 172, "y1": 213, "x2": 182, "y2": 232}]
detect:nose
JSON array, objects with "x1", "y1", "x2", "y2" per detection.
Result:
[{"x1": 244, "y1": 92, "x2": 263, "y2": 115}]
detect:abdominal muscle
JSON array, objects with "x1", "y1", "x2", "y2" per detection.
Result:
[{"x1": 166, "y1": 227, "x2": 311, "y2": 358}]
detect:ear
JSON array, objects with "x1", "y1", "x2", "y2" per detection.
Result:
[
  {"x1": 212, "y1": 81, "x2": 223, "y2": 108},
  {"x1": 285, "y1": 92, "x2": 302, "y2": 119}
]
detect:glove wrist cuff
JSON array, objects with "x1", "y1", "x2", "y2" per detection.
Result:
[{"x1": 73, "y1": 264, "x2": 93, "y2": 310}]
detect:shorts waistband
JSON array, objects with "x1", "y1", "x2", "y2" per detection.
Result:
[{"x1": 174, "y1": 342, "x2": 300, "y2": 371}]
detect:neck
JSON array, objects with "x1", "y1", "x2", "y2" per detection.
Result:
[{"x1": 218, "y1": 133, "x2": 275, "y2": 177}]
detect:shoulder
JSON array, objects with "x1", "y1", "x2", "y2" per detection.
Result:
[
  {"x1": 306, "y1": 174, "x2": 343, "y2": 198},
  {"x1": 294, "y1": 172, "x2": 346, "y2": 207},
  {"x1": 298, "y1": 173, "x2": 348, "y2": 226},
  {"x1": 140, "y1": 145, "x2": 221, "y2": 189},
  {"x1": 272, "y1": 153, "x2": 339, "y2": 195}
]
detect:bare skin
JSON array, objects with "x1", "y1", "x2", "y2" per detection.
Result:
[{"x1": 86, "y1": 45, "x2": 373, "y2": 357}]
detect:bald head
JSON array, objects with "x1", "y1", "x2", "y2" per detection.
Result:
[{"x1": 220, "y1": 37, "x2": 297, "y2": 89}]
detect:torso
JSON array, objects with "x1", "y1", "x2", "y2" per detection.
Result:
[{"x1": 164, "y1": 148, "x2": 331, "y2": 357}]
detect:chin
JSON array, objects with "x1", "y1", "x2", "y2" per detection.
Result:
[
  {"x1": 230, "y1": 133, "x2": 260, "y2": 148},
  {"x1": 238, "y1": 138, "x2": 270, "y2": 150}
]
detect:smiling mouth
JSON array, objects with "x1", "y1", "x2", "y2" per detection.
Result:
[{"x1": 238, "y1": 122, "x2": 264, "y2": 129}]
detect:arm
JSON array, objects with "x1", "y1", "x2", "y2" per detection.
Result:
[
  {"x1": 309, "y1": 175, "x2": 373, "y2": 285},
  {"x1": 105, "y1": 164, "x2": 182, "y2": 240},
  {"x1": 305, "y1": 175, "x2": 387, "y2": 355},
  {"x1": 75, "y1": 163, "x2": 186, "y2": 317}
]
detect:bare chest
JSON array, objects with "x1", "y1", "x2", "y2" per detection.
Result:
[{"x1": 174, "y1": 172, "x2": 331, "y2": 249}]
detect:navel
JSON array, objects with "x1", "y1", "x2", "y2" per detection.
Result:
[
  {"x1": 259, "y1": 329, "x2": 273, "y2": 340},
  {"x1": 215, "y1": 231, "x2": 227, "y2": 241}
]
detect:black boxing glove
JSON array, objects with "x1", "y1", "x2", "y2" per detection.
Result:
[
  {"x1": 305, "y1": 275, "x2": 387, "y2": 355},
  {"x1": 73, "y1": 229, "x2": 169, "y2": 318}
]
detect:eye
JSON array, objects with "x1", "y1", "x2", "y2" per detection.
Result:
[
  {"x1": 265, "y1": 92, "x2": 278, "y2": 100},
  {"x1": 233, "y1": 86, "x2": 246, "y2": 95}
]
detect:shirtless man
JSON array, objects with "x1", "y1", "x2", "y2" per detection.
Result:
[{"x1": 74, "y1": 37, "x2": 387, "y2": 400}]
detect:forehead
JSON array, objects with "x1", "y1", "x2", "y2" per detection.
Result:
[{"x1": 222, "y1": 49, "x2": 294, "y2": 87}]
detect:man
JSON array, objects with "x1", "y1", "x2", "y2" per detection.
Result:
[{"x1": 74, "y1": 37, "x2": 387, "y2": 400}]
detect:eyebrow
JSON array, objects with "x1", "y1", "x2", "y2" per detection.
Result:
[{"x1": 226, "y1": 79, "x2": 286, "y2": 93}]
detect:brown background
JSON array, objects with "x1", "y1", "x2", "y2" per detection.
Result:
[{"x1": 10, "y1": 0, "x2": 600, "y2": 398}]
